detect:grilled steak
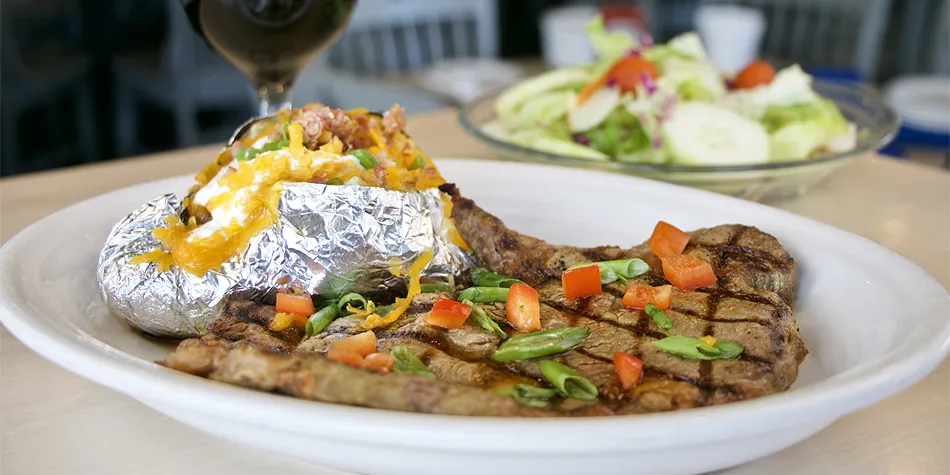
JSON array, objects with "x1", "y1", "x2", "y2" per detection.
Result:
[{"x1": 162, "y1": 186, "x2": 807, "y2": 416}]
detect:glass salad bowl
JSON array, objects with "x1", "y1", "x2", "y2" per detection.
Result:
[{"x1": 458, "y1": 80, "x2": 899, "y2": 202}]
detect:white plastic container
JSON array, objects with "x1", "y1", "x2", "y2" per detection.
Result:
[{"x1": 694, "y1": 4, "x2": 766, "y2": 73}]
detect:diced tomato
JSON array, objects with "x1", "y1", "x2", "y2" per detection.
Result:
[
  {"x1": 733, "y1": 60, "x2": 775, "y2": 89},
  {"x1": 613, "y1": 352, "x2": 644, "y2": 390},
  {"x1": 506, "y1": 283, "x2": 541, "y2": 332},
  {"x1": 661, "y1": 254, "x2": 718, "y2": 291},
  {"x1": 606, "y1": 56, "x2": 659, "y2": 95},
  {"x1": 275, "y1": 292, "x2": 315, "y2": 317},
  {"x1": 561, "y1": 265, "x2": 603, "y2": 299},
  {"x1": 327, "y1": 348, "x2": 364, "y2": 368},
  {"x1": 577, "y1": 74, "x2": 608, "y2": 104},
  {"x1": 648, "y1": 221, "x2": 691, "y2": 258},
  {"x1": 621, "y1": 284, "x2": 672, "y2": 310},
  {"x1": 621, "y1": 285, "x2": 653, "y2": 310},
  {"x1": 425, "y1": 298, "x2": 473, "y2": 329},
  {"x1": 363, "y1": 352, "x2": 395, "y2": 372},
  {"x1": 652, "y1": 284, "x2": 672, "y2": 310},
  {"x1": 330, "y1": 330, "x2": 377, "y2": 357}
]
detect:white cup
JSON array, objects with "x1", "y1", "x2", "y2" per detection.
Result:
[
  {"x1": 694, "y1": 5, "x2": 766, "y2": 73},
  {"x1": 540, "y1": 6, "x2": 601, "y2": 68}
]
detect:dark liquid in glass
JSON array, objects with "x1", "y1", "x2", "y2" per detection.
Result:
[{"x1": 183, "y1": 0, "x2": 356, "y2": 87}]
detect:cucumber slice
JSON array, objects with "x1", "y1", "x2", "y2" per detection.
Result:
[
  {"x1": 569, "y1": 87, "x2": 621, "y2": 132},
  {"x1": 662, "y1": 103, "x2": 770, "y2": 165}
]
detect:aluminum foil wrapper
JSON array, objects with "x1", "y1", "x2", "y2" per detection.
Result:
[{"x1": 98, "y1": 182, "x2": 474, "y2": 338}]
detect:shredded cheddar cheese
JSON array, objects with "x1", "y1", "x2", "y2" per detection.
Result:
[
  {"x1": 701, "y1": 335, "x2": 717, "y2": 346},
  {"x1": 361, "y1": 250, "x2": 433, "y2": 330},
  {"x1": 269, "y1": 312, "x2": 297, "y2": 332}
]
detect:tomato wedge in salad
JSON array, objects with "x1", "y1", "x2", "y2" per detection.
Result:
[
  {"x1": 506, "y1": 283, "x2": 541, "y2": 332},
  {"x1": 606, "y1": 56, "x2": 659, "y2": 95},
  {"x1": 661, "y1": 254, "x2": 718, "y2": 291},
  {"x1": 648, "y1": 221, "x2": 690, "y2": 258},
  {"x1": 425, "y1": 298, "x2": 473, "y2": 329},
  {"x1": 561, "y1": 264, "x2": 603, "y2": 299},
  {"x1": 733, "y1": 60, "x2": 776, "y2": 89}
]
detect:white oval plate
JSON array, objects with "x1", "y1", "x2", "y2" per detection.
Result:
[{"x1": 2, "y1": 159, "x2": 948, "y2": 475}]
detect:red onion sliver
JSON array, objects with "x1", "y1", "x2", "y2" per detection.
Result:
[{"x1": 640, "y1": 33, "x2": 654, "y2": 49}]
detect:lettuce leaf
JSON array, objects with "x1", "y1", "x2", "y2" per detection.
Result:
[
  {"x1": 585, "y1": 15, "x2": 636, "y2": 63},
  {"x1": 766, "y1": 99, "x2": 850, "y2": 160},
  {"x1": 584, "y1": 109, "x2": 651, "y2": 157},
  {"x1": 495, "y1": 68, "x2": 593, "y2": 126}
]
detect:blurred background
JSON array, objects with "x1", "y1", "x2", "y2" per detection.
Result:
[{"x1": 1, "y1": 0, "x2": 948, "y2": 177}]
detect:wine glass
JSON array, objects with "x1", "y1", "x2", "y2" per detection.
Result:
[{"x1": 181, "y1": 0, "x2": 357, "y2": 116}]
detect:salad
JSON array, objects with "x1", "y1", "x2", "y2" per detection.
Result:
[{"x1": 485, "y1": 16, "x2": 857, "y2": 166}]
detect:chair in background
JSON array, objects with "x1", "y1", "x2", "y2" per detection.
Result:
[
  {"x1": 113, "y1": 0, "x2": 254, "y2": 157},
  {"x1": 640, "y1": 0, "x2": 891, "y2": 81},
  {"x1": 294, "y1": 0, "x2": 498, "y2": 112},
  {"x1": 1, "y1": 0, "x2": 98, "y2": 176}
]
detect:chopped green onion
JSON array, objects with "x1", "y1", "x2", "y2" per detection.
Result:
[
  {"x1": 326, "y1": 178, "x2": 344, "y2": 185},
  {"x1": 305, "y1": 303, "x2": 341, "y2": 336},
  {"x1": 280, "y1": 122, "x2": 290, "y2": 140},
  {"x1": 408, "y1": 154, "x2": 427, "y2": 170},
  {"x1": 338, "y1": 293, "x2": 374, "y2": 315},
  {"x1": 235, "y1": 147, "x2": 250, "y2": 161},
  {"x1": 492, "y1": 327, "x2": 590, "y2": 362},
  {"x1": 376, "y1": 304, "x2": 394, "y2": 316},
  {"x1": 420, "y1": 283, "x2": 453, "y2": 293},
  {"x1": 569, "y1": 258, "x2": 649, "y2": 284},
  {"x1": 471, "y1": 268, "x2": 523, "y2": 288},
  {"x1": 539, "y1": 360, "x2": 599, "y2": 401},
  {"x1": 652, "y1": 335, "x2": 744, "y2": 360},
  {"x1": 391, "y1": 346, "x2": 436, "y2": 379},
  {"x1": 352, "y1": 149, "x2": 378, "y2": 169},
  {"x1": 462, "y1": 298, "x2": 507, "y2": 340},
  {"x1": 458, "y1": 286, "x2": 509, "y2": 303},
  {"x1": 645, "y1": 303, "x2": 674, "y2": 330},
  {"x1": 496, "y1": 384, "x2": 557, "y2": 408}
]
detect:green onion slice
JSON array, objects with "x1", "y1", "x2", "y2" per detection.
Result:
[
  {"x1": 652, "y1": 335, "x2": 744, "y2": 360},
  {"x1": 458, "y1": 287, "x2": 509, "y2": 303},
  {"x1": 538, "y1": 360, "x2": 599, "y2": 401},
  {"x1": 470, "y1": 268, "x2": 523, "y2": 288},
  {"x1": 235, "y1": 147, "x2": 251, "y2": 161},
  {"x1": 338, "y1": 293, "x2": 374, "y2": 315},
  {"x1": 326, "y1": 178, "x2": 344, "y2": 185},
  {"x1": 568, "y1": 258, "x2": 649, "y2": 284},
  {"x1": 305, "y1": 303, "x2": 341, "y2": 336},
  {"x1": 496, "y1": 384, "x2": 557, "y2": 408},
  {"x1": 351, "y1": 149, "x2": 378, "y2": 169},
  {"x1": 645, "y1": 303, "x2": 674, "y2": 330},
  {"x1": 391, "y1": 346, "x2": 436, "y2": 379},
  {"x1": 492, "y1": 327, "x2": 590, "y2": 362},
  {"x1": 420, "y1": 283, "x2": 453, "y2": 293},
  {"x1": 462, "y1": 299, "x2": 507, "y2": 340},
  {"x1": 408, "y1": 154, "x2": 427, "y2": 170}
]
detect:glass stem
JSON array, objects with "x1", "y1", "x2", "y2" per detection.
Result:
[{"x1": 257, "y1": 82, "x2": 293, "y2": 117}]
